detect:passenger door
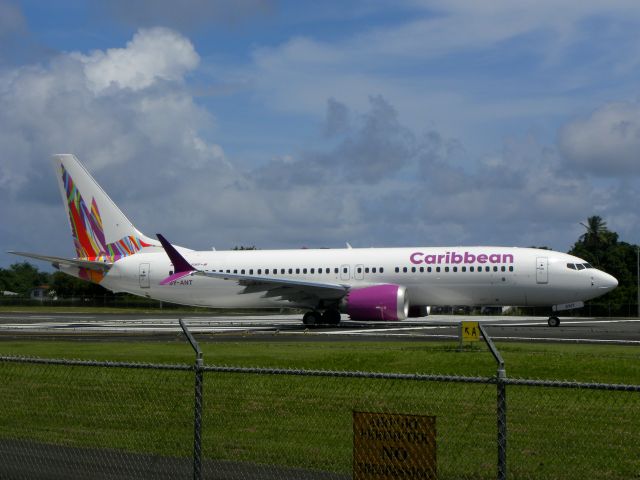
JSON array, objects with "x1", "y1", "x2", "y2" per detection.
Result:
[
  {"x1": 139, "y1": 263, "x2": 151, "y2": 289},
  {"x1": 536, "y1": 257, "x2": 548, "y2": 284}
]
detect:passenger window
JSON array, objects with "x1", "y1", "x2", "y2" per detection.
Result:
[
  {"x1": 462, "y1": 266, "x2": 466, "y2": 272},
  {"x1": 296, "y1": 268, "x2": 300, "y2": 274},
  {"x1": 265, "y1": 269, "x2": 269, "y2": 274},
  {"x1": 411, "y1": 266, "x2": 416, "y2": 273},
  {"x1": 436, "y1": 267, "x2": 441, "y2": 273},
  {"x1": 453, "y1": 266, "x2": 458, "y2": 272},
  {"x1": 470, "y1": 266, "x2": 474, "y2": 272},
  {"x1": 365, "y1": 267, "x2": 369, "y2": 273},
  {"x1": 419, "y1": 266, "x2": 424, "y2": 273},
  {"x1": 310, "y1": 268, "x2": 315, "y2": 274},
  {"x1": 403, "y1": 267, "x2": 408, "y2": 273},
  {"x1": 509, "y1": 266, "x2": 514, "y2": 272},
  {"x1": 372, "y1": 267, "x2": 377, "y2": 273},
  {"x1": 395, "y1": 267, "x2": 400, "y2": 273},
  {"x1": 334, "y1": 268, "x2": 339, "y2": 274},
  {"x1": 445, "y1": 266, "x2": 450, "y2": 272},
  {"x1": 501, "y1": 266, "x2": 506, "y2": 272},
  {"x1": 380, "y1": 267, "x2": 384, "y2": 273},
  {"x1": 288, "y1": 268, "x2": 293, "y2": 274},
  {"x1": 357, "y1": 267, "x2": 362, "y2": 273},
  {"x1": 427, "y1": 267, "x2": 432, "y2": 272},
  {"x1": 303, "y1": 268, "x2": 307, "y2": 274}
]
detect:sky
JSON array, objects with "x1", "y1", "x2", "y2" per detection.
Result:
[{"x1": 1, "y1": 0, "x2": 639, "y2": 268}]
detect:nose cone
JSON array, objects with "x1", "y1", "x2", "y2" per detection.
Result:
[{"x1": 598, "y1": 271, "x2": 618, "y2": 291}]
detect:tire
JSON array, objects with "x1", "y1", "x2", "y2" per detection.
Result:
[
  {"x1": 548, "y1": 316, "x2": 560, "y2": 327},
  {"x1": 303, "y1": 311, "x2": 321, "y2": 326}
]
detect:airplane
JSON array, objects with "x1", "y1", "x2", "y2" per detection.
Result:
[{"x1": 10, "y1": 154, "x2": 618, "y2": 328}]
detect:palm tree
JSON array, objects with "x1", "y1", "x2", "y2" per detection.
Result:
[{"x1": 579, "y1": 216, "x2": 609, "y2": 247}]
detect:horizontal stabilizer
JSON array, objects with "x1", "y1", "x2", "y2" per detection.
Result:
[{"x1": 9, "y1": 251, "x2": 112, "y2": 271}]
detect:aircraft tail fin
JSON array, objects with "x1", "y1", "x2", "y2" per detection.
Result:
[{"x1": 52, "y1": 154, "x2": 160, "y2": 260}]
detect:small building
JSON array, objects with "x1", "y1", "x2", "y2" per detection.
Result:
[{"x1": 30, "y1": 285, "x2": 51, "y2": 301}]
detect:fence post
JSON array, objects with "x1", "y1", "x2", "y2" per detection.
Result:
[
  {"x1": 480, "y1": 324, "x2": 507, "y2": 480},
  {"x1": 180, "y1": 319, "x2": 203, "y2": 480}
]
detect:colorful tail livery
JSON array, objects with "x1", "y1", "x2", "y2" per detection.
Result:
[
  {"x1": 10, "y1": 155, "x2": 160, "y2": 283},
  {"x1": 55, "y1": 154, "x2": 159, "y2": 262}
]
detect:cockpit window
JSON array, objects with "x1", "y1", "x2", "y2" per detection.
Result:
[
  {"x1": 583, "y1": 263, "x2": 593, "y2": 269},
  {"x1": 567, "y1": 263, "x2": 577, "y2": 270},
  {"x1": 576, "y1": 264, "x2": 586, "y2": 270}
]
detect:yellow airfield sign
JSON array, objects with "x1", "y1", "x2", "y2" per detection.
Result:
[{"x1": 461, "y1": 321, "x2": 480, "y2": 342}]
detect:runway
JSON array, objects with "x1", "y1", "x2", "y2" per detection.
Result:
[{"x1": 0, "y1": 312, "x2": 639, "y2": 344}]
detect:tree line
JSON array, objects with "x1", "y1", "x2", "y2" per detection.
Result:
[{"x1": 1, "y1": 217, "x2": 637, "y2": 306}]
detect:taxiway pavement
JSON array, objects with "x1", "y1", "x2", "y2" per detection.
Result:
[{"x1": 0, "y1": 312, "x2": 639, "y2": 344}]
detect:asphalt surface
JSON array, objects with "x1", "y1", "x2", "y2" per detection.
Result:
[
  {"x1": 0, "y1": 312, "x2": 639, "y2": 344},
  {"x1": 0, "y1": 439, "x2": 347, "y2": 480}
]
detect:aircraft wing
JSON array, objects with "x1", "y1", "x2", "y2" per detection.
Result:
[
  {"x1": 8, "y1": 251, "x2": 113, "y2": 272},
  {"x1": 196, "y1": 270, "x2": 349, "y2": 302},
  {"x1": 155, "y1": 234, "x2": 349, "y2": 305}
]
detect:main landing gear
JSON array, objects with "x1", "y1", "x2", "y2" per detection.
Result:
[
  {"x1": 548, "y1": 316, "x2": 560, "y2": 327},
  {"x1": 302, "y1": 309, "x2": 341, "y2": 326}
]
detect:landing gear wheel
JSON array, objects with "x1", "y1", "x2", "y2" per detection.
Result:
[
  {"x1": 303, "y1": 311, "x2": 321, "y2": 326},
  {"x1": 548, "y1": 316, "x2": 560, "y2": 327},
  {"x1": 321, "y1": 309, "x2": 341, "y2": 325}
]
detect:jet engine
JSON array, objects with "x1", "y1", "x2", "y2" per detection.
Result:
[{"x1": 341, "y1": 284, "x2": 409, "y2": 321}]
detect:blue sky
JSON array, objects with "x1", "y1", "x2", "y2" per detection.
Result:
[{"x1": 1, "y1": 0, "x2": 639, "y2": 267}]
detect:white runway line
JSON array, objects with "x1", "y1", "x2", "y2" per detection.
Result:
[
  {"x1": 489, "y1": 336, "x2": 640, "y2": 345},
  {"x1": 317, "y1": 326, "x2": 447, "y2": 335}
]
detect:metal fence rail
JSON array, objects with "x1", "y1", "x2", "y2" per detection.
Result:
[{"x1": 0, "y1": 353, "x2": 638, "y2": 479}]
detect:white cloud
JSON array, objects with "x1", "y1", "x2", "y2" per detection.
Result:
[
  {"x1": 0, "y1": 28, "x2": 232, "y2": 261},
  {"x1": 559, "y1": 101, "x2": 640, "y2": 176},
  {"x1": 74, "y1": 27, "x2": 199, "y2": 93}
]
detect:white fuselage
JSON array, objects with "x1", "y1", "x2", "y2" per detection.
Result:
[{"x1": 75, "y1": 246, "x2": 617, "y2": 310}]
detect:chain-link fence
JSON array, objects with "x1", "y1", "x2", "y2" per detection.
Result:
[{"x1": 0, "y1": 341, "x2": 639, "y2": 478}]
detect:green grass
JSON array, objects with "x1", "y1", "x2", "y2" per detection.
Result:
[
  {"x1": 1, "y1": 339, "x2": 639, "y2": 383},
  {"x1": 0, "y1": 339, "x2": 639, "y2": 478}
]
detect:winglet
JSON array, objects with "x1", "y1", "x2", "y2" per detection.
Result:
[{"x1": 156, "y1": 233, "x2": 197, "y2": 285}]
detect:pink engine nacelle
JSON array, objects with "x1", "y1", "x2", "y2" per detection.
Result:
[{"x1": 341, "y1": 284, "x2": 409, "y2": 321}]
